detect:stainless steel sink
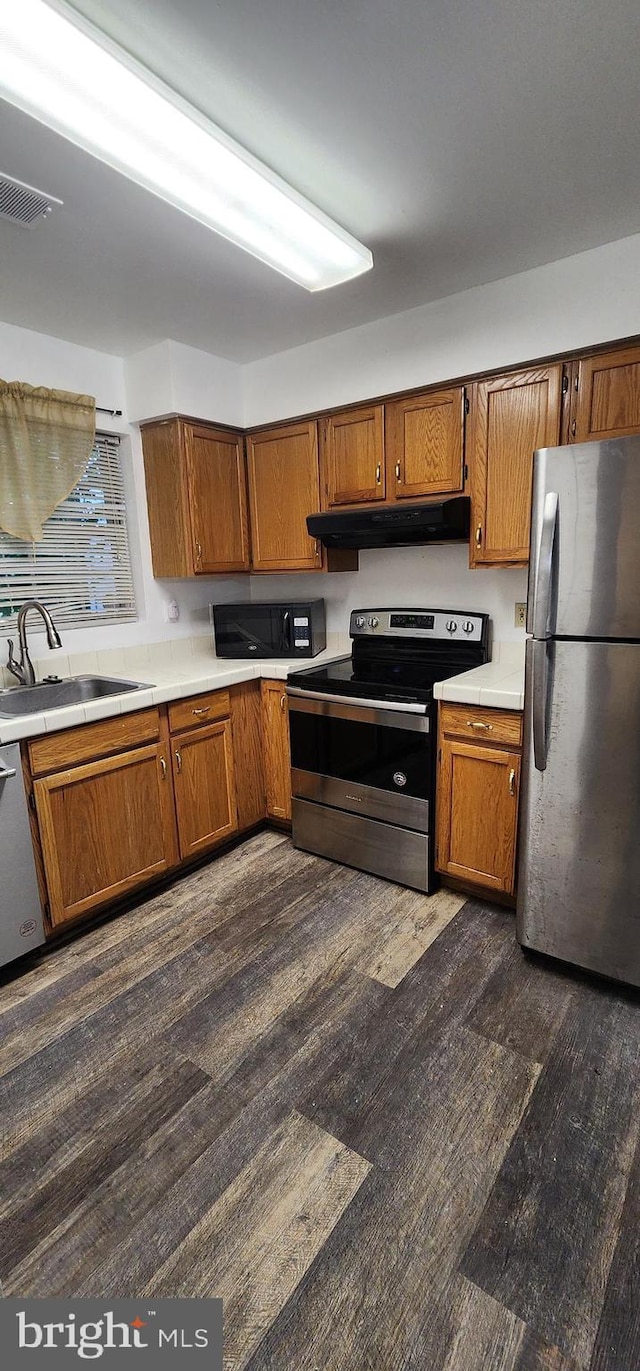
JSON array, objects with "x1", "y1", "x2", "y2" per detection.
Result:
[{"x1": 0, "y1": 675, "x2": 153, "y2": 718}]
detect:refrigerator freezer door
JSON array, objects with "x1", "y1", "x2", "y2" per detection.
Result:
[
  {"x1": 517, "y1": 638, "x2": 640, "y2": 984},
  {"x1": 527, "y1": 437, "x2": 640, "y2": 640}
]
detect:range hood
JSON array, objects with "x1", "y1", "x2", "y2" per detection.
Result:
[{"x1": 307, "y1": 497, "x2": 470, "y2": 550}]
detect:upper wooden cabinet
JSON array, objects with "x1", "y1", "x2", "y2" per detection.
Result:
[
  {"x1": 246, "y1": 420, "x2": 323, "y2": 572},
  {"x1": 469, "y1": 364, "x2": 563, "y2": 566},
  {"x1": 142, "y1": 418, "x2": 250, "y2": 577},
  {"x1": 385, "y1": 387, "x2": 465, "y2": 500},
  {"x1": 574, "y1": 344, "x2": 640, "y2": 442},
  {"x1": 321, "y1": 405, "x2": 385, "y2": 506}
]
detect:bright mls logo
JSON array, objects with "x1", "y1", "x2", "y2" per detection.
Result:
[{"x1": 2, "y1": 1299, "x2": 223, "y2": 1366}]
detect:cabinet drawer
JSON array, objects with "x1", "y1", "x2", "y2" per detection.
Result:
[
  {"x1": 168, "y1": 690, "x2": 231, "y2": 734},
  {"x1": 439, "y1": 703, "x2": 523, "y2": 747},
  {"x1": 28, "y1": 708, "x2": 160, "y2": 776}
]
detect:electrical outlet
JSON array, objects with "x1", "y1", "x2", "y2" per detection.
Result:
[{"x1": 515, "y1": 602, "x2": 526, "y2": 628}]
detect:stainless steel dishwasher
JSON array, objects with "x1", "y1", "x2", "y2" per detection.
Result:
[{"x1": 0, "y1": 743, "x2": 45, "y2": 968}]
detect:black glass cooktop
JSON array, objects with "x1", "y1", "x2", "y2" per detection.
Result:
[{"x1": 289, "y1": 655, "x2": 456, "y2": 705}]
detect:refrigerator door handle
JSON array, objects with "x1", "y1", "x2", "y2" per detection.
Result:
[
  {"x1": 532, "y1": 491, "x2": 559, "y2": 640},
  {"x1": 532, "y1": 638, "x2": 549, "y2": 771}
]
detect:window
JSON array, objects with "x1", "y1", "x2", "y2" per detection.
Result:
[{"x1": 0, "y1": 434, "x2": 136, "y2": 629}]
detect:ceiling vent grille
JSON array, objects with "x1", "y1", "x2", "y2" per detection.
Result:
[{"x1": 0, "y1": 172, "x2": 62, "y2": 228}]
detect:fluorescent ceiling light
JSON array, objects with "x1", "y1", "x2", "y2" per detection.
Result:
[{"x1": 0, "y1": 0, "x2": 373, "y2": 290}]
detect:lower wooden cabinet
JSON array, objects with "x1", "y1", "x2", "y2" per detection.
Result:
[
  {"x1": 436, "y1": 703, "x2": 522, "y2": 896},
  {"x1": 33, "y1": 741, "x2": 179, "y2": 927},
  {"x1": 26, "y1": 682, "x2": 295, "y2": 933},
  {"x1": 171, "y1": 719, "x2": 237, "y2": 860},
  {"x1": 261, "y1": 679, "x2": 292, "y2": 820}
]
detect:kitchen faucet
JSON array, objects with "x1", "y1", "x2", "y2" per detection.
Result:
[{"x1": 6, "y1": 600, "x2": 62, "y2": 687}]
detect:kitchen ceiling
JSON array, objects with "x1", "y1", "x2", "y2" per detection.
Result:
[{"x1": 0, "y1": 0, "x2": 639, "y2": 363}]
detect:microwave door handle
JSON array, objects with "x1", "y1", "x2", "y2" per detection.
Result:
[
  {"x1": 282, "y1": 610, "x2": 291, "y2": 653},
  {"x1": 532, "y1": 490, "x2": 559, "y2": 639}
]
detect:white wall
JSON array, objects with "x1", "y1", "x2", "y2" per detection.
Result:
[
  {"x1": 0, "y1": 320, "x2": 246, "y2": 657},
  {"x1": 249, "y1": 550, "x2": 527, "y2": 644},
  {"x1": 125, "y1": 339, "x2": 244, "y2": 426},
  {"x1": 243, "y1": 231, "x2": 640, "y2": 424}
]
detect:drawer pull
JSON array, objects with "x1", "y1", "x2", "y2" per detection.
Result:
[
  {"x1": 192, "y1": 706, "x2": 210, "y2": 717},
  {"x1": 467, "y1": 720, "x2": 493, "y2": 730},
  {"x1": 175, "y1": 750, "x2": 182, "y2": 774},
  {"x1": 508, "y1": 767, "x2": 516, "y2": 796}
]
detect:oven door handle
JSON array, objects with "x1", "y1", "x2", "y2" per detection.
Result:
[
  {"x1": 287, "y1": 687, "x2": 430, "y2": 731},
  {"x1": 287, "y1": 686, "x2": 427, "y2": 714}
]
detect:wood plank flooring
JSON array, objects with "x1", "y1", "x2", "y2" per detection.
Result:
[{"x1": 1, "y1": 830, "x2": 640, "y2": 1370}]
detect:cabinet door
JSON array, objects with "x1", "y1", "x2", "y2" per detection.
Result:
[
  {"x1": 246, "y1": 422, "x2": 323, "y2": 571},
  {"x1": 385, "y1": 388, "x2": 465, "y2": 499},
  {"x1": 574, "y1": 345, "x2": 640, "y2": 442},
  {"x1": 470, "y1": 365, "x2": 562, "y2": 566},
  {"x1": 34, "y1": 744, "x2": 178, "y2": 927},
  {"x1": 231, "y1": 680, "x2": 266, "y2": 830},
  {"x1": 185, "y1": 425, "x2": 250, "y2": 573},
  {"x1": 172, "y1": 720, "x2": 238, "y2": 860},
  {"x1": 261, "y1": 681, "x2": 292, "y2": 820},
  {"x1": 142, "y1": 419, "x2": 193, "y2": 577},
  {"x1": 322, "y1": 405, "x2": 385, "y2": 505},
  {"x1": 436, "y1": 740, "x2": 520, "y2": 893}
]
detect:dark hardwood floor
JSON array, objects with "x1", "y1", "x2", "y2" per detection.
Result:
[{"x1": 1, "y1": 830, "x2": 640, "y2": 1370}]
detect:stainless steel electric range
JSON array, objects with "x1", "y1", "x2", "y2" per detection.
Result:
[{"x1": 287, "y1": 607, "x2": 491, "y2": 892}]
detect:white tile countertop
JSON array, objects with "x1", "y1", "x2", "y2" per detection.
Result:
[
  {"x1": 0, "y1": 634, "x2": 351, "y2": 745},
  {"x1": 0, "y1": 632, "x2": 526, "y2": 743},
  {"x1": 433, "y1": 641, "x2": 525, "y2": 710}
]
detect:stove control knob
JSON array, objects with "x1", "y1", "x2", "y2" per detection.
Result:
[
  {"x1": 354, "y1": 615, "x2": 366, "y2": 629},
  {"x1": 462, "y1": 620, "x2": 475, "y2": 634},
  {"x1": 445, "y1": 619, "x2": 458, "y2": 633},
  {"x1": 368, "y1": 615, "x2": 379, "y2": 629}
]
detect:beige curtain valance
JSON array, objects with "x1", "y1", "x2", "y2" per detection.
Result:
[{"x1": 0, "y1": 380, "x2": 96, "y2": 543}]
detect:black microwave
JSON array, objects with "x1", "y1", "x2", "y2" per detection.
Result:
[{"x1": 211, "y1": 600, "x2": 326, "y2": 659}]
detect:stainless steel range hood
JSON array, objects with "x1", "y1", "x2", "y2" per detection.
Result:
[{"x1": 307, "y1": 497, "x2": 470, "y2": 550}]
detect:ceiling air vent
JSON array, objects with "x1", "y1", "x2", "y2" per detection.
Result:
[{"x1": 0, "y1": 172, "x2": 63, "y2": 228}]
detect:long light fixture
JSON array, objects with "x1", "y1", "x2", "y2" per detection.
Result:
[{"x1": 0, "y1": 0, "x2": 373, "y2": 290}]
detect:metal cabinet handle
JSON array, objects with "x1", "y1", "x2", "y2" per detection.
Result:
[
  {"x1": 508, "y1": 767, "x2": 516, "y2": 796},
  {"x1": 0, "y1": 763, "x2": 17, "y2": 780},
  {"x1": 467, "y1": 720, "x2": 492, "y2": 730},
  {"x1": 160, "y1": 757, "x2": 167, "y2": 780},
  {"x1": 195, "y1": 540, "x2": 203, "y2": 562},
  {"x1": 175, "y1": 750, "x2": 182, "y2": 774},
  {"x1": 475, "y1": 525, "x2": 483, "y2": 548},
  {"x1": 280, "y1": 694, "x2": 287, "y2": 712},
  {"x1": 192, "y1": 706, "x2": 210, "y2": 717},
  {"x1": 375, "y1": 462, "x2": 381, "y2": 484},
  {"x1": 395, "y1": 461, "x2": 401, "y2": 482}
]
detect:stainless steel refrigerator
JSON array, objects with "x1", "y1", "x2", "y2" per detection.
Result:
[{"x1": 517, "y1": 435, "x2": 640, "y2": 985}]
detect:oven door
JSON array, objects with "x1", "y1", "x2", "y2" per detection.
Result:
[{"x1": 288, "y1": 690, "x2": 432, "y2": 831}]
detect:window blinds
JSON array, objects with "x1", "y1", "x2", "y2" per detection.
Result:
[{"x1": 0, "y1": 434, "x2": 136, "y2": 629}]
